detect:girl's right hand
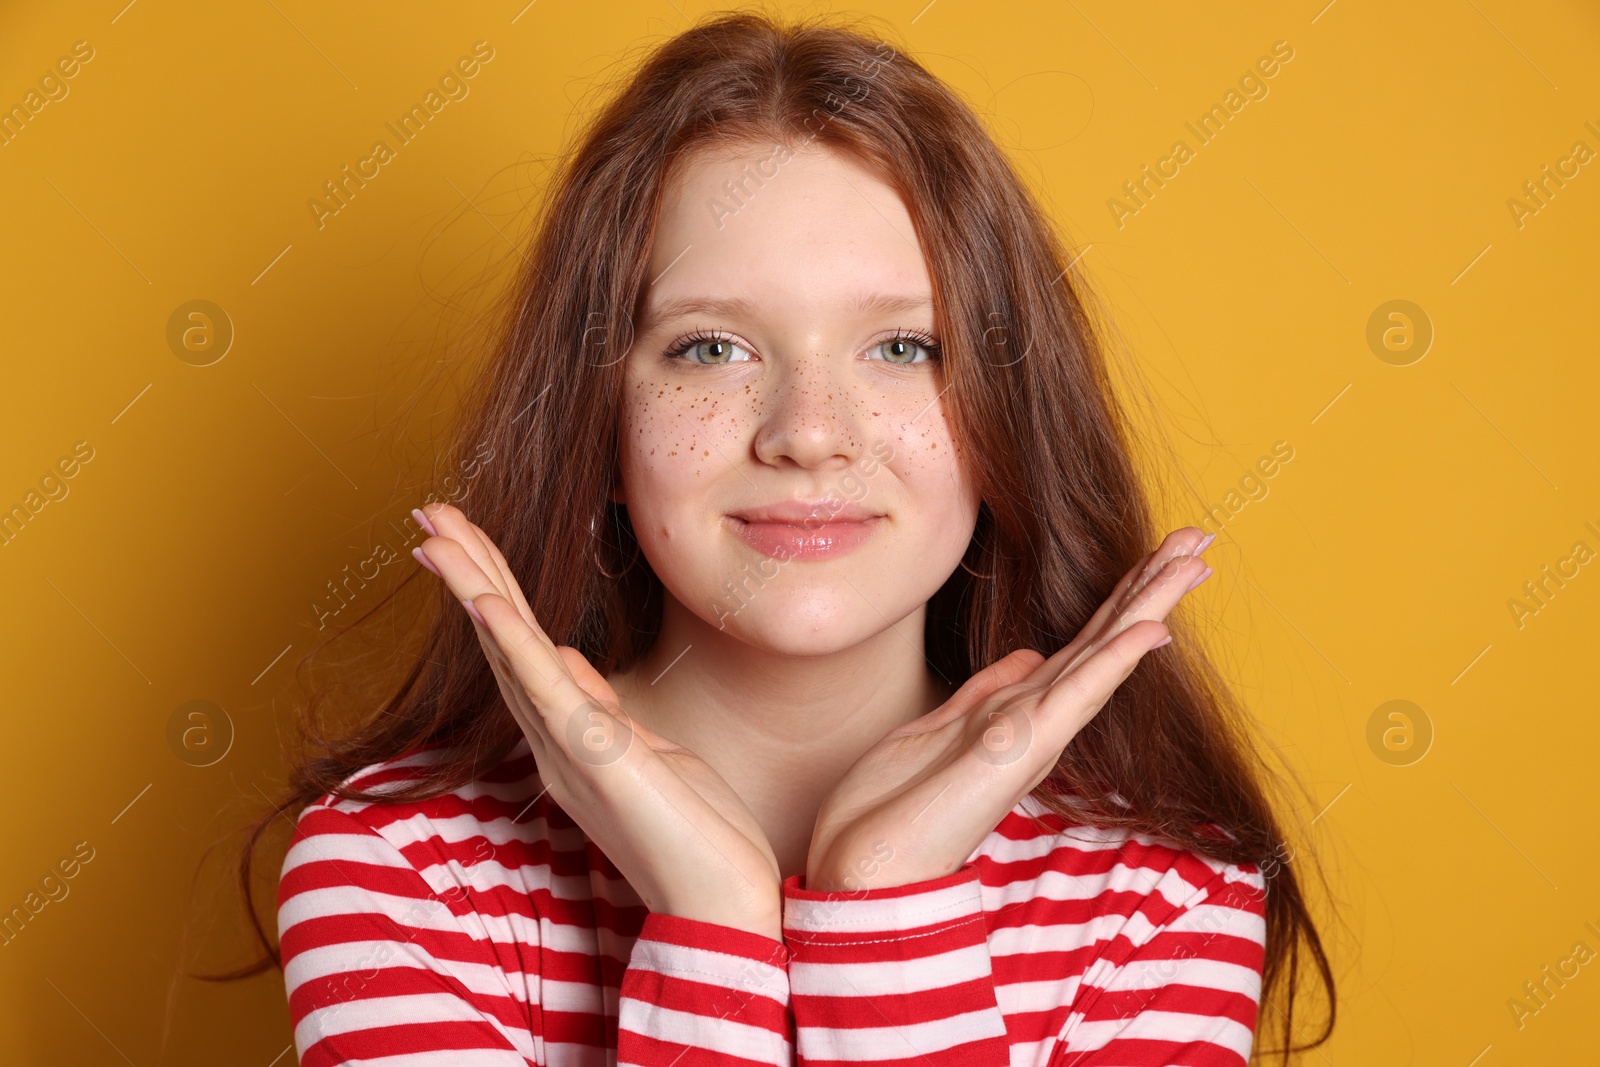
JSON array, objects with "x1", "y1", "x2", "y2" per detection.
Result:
[{"x1": 412, "y1": 502, "x2": 784, "y2": 941}]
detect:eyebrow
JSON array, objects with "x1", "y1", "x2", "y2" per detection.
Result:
[{"x1": 639, "y1": 291, "x2": 933, "y2": 333}]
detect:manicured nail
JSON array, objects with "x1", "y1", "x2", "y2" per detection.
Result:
[
  {"x1": 1152, "y1": 634, "x2": 1173, "y2": 648},
  {"x1": 1194, "y1": 532, "x2": 1216, "y2": 553},
  {"x1": 1186, "y1": 565, "x2": 1214, "y2": 592},
  {"x1": 462, "y1": 598, "x2": 486, "y2": 625},
  {"x1": 412, "y1": 546, "x2": 442, "y2": 577},
  {"x1": 412, "y1": 507, "x2": 438, "y2": 537}
]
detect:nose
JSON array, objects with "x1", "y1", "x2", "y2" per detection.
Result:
[{"x1": 750, "y1": 351, "x2": 864, "y2": 470}]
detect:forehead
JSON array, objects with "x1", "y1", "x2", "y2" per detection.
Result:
[{"x1": 641, "y1": 142, "x2": 934, "y2": 330}]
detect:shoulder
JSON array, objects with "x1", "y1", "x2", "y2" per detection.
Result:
[
  {"x1": 295, "y1": 734, "x2": 546, "y2": 832},
  {"x1": 278, "y1": 736, "x2": 551, "y2": 912},
  {"x1": 988, "y1": 794, "x2": 1268, "y2": 955},
  {"x1": 275, "y1": 741, "x2": 549, "y2": 1065}
]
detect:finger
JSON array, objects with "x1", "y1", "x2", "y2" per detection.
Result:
[
  {"x1": 421, "y1": 503, "x2": 517, "y2": 605},
  {"x1": 1030, "y1": 549, "x2": 1167, "y2": 681},
  {"x1": 1040, "y1": 530, "x2": 1210, "y2": 684},
  {"x1": 460, "y1": 606, "x2": 548, "y2": 725},
  {"x1": 419, "y1": 506, "x2": 548, "y2": 667},
  {"x1": 1099, "y1": 527, "x2": 1212, "y2": 632},
  {"x1": 1116, "y1": 527, "x2": 1214, "y2": 615},
  {"x1": 431, "y1": 502, "x2": 540, "y2": 626},
  {"x1": 550, "y1": 648, "x2": 682, "y2": 752},
  {"x1": 465, "y1": 519, "x2": 539, "y2": 625},
  {"x1": 423, "y1": 536, "x2": 572, "y2": 705},
  {"x1": 468, "y1": 616, "x2": 553, "y2": 758},
  {"x1": 414, "y1": 506, "x2": 560, "y2": 719},
  {"x1": 1111, "y1": 549, "x2": 1202, "y2": 626},
  {"x1": 1036, "y1": 618, "x2": 1170, "y2": 742},
  {"x1": 1081, "y1": 524, "x2": 1196, "y2": 627},
  {"x1": 471, "y1": 590, "x2": 616, "y2": 755},
  {"x1": 908, "y1": 648, "x2": 1047, "y2": 733},
  {"x1": 557, "y1": 646, "x2": 640, "y2": 715},
  {"x1": 1046, "y1": 557, "x2": 1192, "y2": 685},
  {"x1": 418, "y1": 534, "x2": 516, "y2": 616}
]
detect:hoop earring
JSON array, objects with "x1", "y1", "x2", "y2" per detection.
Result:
[
  {"x1": 589, "y1": 510, "x2": 640, "y2": 579},
  {"x1": 958, "y1": 550, "x2": 995, "y2": 580}
]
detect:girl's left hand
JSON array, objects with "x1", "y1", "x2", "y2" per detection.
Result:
[{"x1": 804, "y1": 527, "x2": 1215, "y2": 892}]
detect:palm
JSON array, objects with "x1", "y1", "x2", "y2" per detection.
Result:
[
  {"x1": 807, "y1": 526, "x2": 1214, "y2": 893},
  {"x1": 547, "y1": 649, "x2": 780, "y2": 892},
  {"x1": 806, "y1": 651, "x2": 1050, "y2": 890},
  {"x1": 415, "y1": 504, "x2": 782, "y2": 933}
]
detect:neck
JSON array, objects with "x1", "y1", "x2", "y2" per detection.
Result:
[{"x1": 606, "y1": 594, "x2": 958, "y2": 883}]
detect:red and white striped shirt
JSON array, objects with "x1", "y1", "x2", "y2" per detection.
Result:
[{"x1": 277, "y1": 737, "x2": 1267, "y2": 1067}]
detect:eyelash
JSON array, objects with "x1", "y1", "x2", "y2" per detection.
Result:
[{"x1": 662, "y1": 328, "x2": 942, "y2": 365}]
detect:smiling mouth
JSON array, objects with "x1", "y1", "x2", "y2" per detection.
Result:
[{"x1": 725, "y1": 515, "x2": 883, "y2": 561}]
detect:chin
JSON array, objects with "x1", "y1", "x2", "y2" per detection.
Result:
[{"x1": 705, "y1": 591, "x2": 887, "y2": 654}]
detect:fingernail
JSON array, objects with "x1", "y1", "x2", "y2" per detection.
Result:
[
  {"x1": 412, "y1": 507, "x2": 438, "y2": 537},
  {"x1": 462, "y1": 598, "x2": 486, "y2": 625},
  {"x1": 1194, "y1": 532, "x2": 1216, "y2": 553},
  {"x1": 1152, "y1": 634, "x2": 1173, "y2": 648},
  {"x1": 1186, "y1": 565, "x2": 1214, "y2": 592},
  {"x1": 412, "y1": 546, "x2": 442, "y2": 577}
]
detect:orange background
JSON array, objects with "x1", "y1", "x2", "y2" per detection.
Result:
[{"x1": 2, "y1": 1, "x2": 1597, "y2": 1063}]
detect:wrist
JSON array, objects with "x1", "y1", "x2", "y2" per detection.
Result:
[
  {"x1": 803, "y1": 866, "x2": 886, "y2": 894},
  {"x1": 729, "y1": 915, "x2": 783, "y2": 942},
  {"x1": 660, "y1": 899, "x2": 782, "y2": 943},
  {"x1": 800, "y1": 857, "x2": 976, "y2": 896},
  {"x1": 727, "y1": 909, "x2": 783, "y2": 942},
  {"x1": 805, "y1": 836, "x2": 905, "y2": 893}
]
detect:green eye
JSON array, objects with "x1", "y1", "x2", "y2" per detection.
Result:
[
  {"x1": 872, "y1": 333, "x2": 940, "y2": 364},
  {"x1": 664, "y1": 332, "x2": 752, "y2": 364},
  {"x1": 663, "y1": 330, "x2": 941, "y2": 364}
]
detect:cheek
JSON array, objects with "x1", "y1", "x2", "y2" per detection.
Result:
[
  {"x1": 900, "y1": 431, "x2": 979, "y2": 574},
  {"x1": 875, "y1": 403, "x2": 974, "y2": 515},
  {"x1": 618, "y1": 380, "x2": 746, "y2": 512},
  {"x1": 891, "y1": 417, "x2": 957, "y2": 478}
]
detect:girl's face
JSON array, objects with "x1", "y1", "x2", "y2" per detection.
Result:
[{"x1": 615, "y1": 141, "x2": 980, "y2": 655}]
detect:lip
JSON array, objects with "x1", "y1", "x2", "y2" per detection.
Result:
[
  {"x1": 729, "y1": 500, "x2": 884, "y2": 524},
  {"x1": 726, "y1": 511, "x2": 884, "y2": 561}
]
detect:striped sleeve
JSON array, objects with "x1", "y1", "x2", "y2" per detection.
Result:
[
  {"x1": 618, "y1": 912, "x2": 793, "y2": 1067},
  {"x1": 782, "y1": 863, "x2": 1011, "y2": 1067},
  {"x1": 1053, "y1": 858, "x2": 1268, "y2": 1066},
  {"x1": 276, "y1": 803, "x2": 539, "y2": 1066}
]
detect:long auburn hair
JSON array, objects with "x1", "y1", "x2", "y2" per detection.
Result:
[{"x1": 208, "y1": 8, "x2": 1336, "y2": 1061}]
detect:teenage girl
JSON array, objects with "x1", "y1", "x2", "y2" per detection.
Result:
[{"x1": 248, "y1": 12, "x2": 1334, "y2": 1066}]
